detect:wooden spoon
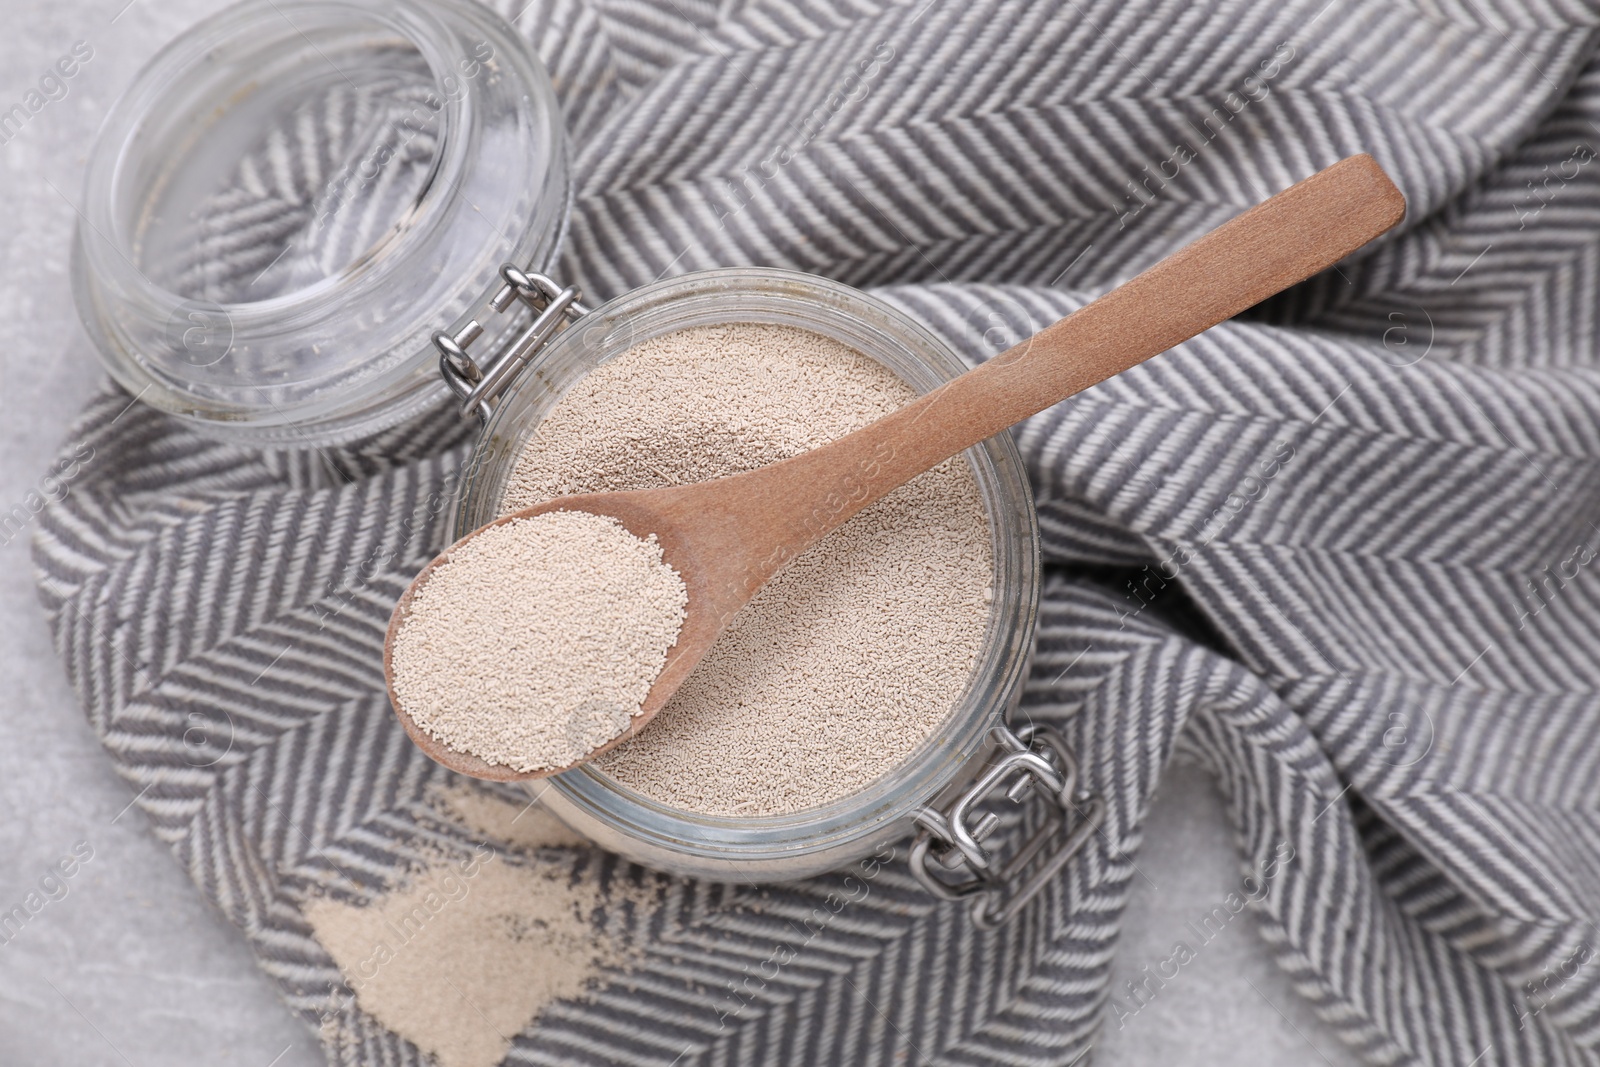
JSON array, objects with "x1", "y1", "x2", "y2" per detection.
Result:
[{"x1": 387, "y1": 153, "x2": 1405, "y2": 781}]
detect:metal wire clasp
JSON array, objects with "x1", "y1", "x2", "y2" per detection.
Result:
[
  {"x1": 434, "y1": 263, "x2": 590, "y2": 424},
  {"x1": 911, "y1": 722, "x2": 1105, "y2": 929}
]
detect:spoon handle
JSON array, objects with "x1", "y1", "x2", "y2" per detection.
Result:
[
  {"x1": 731, "y1": 153, "x2": 1404, "y2": 561},
  {"x1": 844, "y1": 153, "x2": 1402, "y2": 488}
]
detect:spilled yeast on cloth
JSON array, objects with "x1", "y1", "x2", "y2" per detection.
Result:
[{"x1": 305, "y1": 785, "x2": 655, "y2": 1067}]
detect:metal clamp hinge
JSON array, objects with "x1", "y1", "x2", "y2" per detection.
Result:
[
  {"x1": 434, "y1": 263, "x2": 591, "y2": 424},
  {"x1": 911, "y1": 722, "x2": 1105, "y2": 929}
]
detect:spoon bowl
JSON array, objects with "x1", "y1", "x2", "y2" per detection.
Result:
[{"x1": 385, "y1": 481, "x2": 762, "y2": 780}]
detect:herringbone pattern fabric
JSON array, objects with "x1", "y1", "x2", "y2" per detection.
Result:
[{"x1": 34, "y1": 0, "x2": 1600, "y2": 1063}]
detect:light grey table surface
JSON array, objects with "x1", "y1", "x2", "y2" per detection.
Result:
[{"x1": 0, "y1": 1, "x2": 1361, "y2": 1063}]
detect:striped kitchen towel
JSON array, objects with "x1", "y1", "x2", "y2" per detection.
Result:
[{"x1": 33, "y1": 0, "x2": 1600, "y2": 1062}]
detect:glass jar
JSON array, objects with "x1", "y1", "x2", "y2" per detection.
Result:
[
  {"x1": 76, "y1": 0, "x2": 1104, "y2": 926},
  {"x1": 452, "y1": 268, "x2": 1035, "y2": 873},
  {"x1": 72, "y1": 0, "x2": 568, "y2": 445}
]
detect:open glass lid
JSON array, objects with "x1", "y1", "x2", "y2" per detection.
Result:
[{"x1": 72, "y1": 0, "x2": 570, "y2": 446}]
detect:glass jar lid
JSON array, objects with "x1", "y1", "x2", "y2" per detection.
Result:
[{"x1": 72, "y1": 0, "x2": 569, "y2": 445}]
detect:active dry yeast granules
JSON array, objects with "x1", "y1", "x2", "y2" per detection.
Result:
[
  {"x1": 390, "y1": 510, "x2": 687, "y2": 772},
  {"x1": 502, "y1": 323, "x2": 993, "y2": 816},
  {"x1": 305, "y1": 785, "x2": 654, "y2": 1067}
]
